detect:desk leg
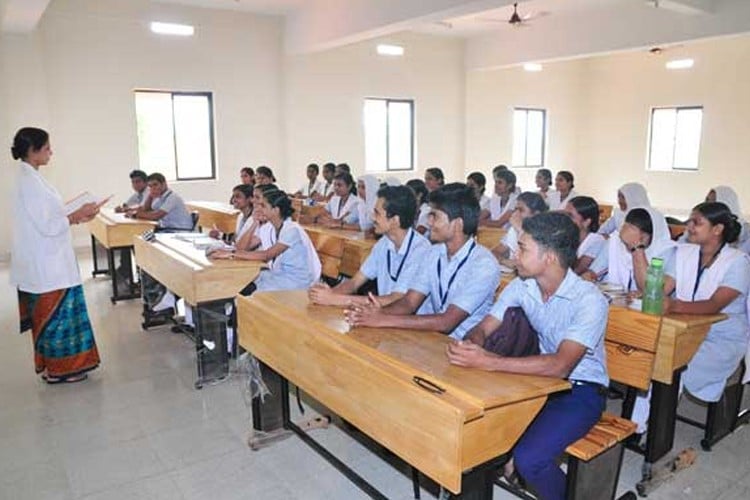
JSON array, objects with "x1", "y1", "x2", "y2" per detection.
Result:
[
  {"x1": 107, "y1": 248, "x2": 118, "y2": 304},
  {"x1": 447, "y1": 459, "x2": 499, "y2": 499},
  {"x1": 642, "y1": 371, "x2": 682, "y2": 479},
  {"x1": 109, "y1": 247, "x2": 141, "y2": 303},
  {"x1": 90, "y1": 236, "x2": 108, "y2": 277},
  {"x1": 193, "y1": 301, "x2": 230, "y2": 389}
]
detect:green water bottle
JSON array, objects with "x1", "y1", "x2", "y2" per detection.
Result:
[{"x1": 642, "y1": 257, "x2": 665, "y2": 315}]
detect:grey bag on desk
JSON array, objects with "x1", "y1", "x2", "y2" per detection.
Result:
[{"x1": 483, "y1": 306, "x2": 540, "y2": 357}]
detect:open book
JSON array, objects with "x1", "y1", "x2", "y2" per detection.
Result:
[{"x1": 64, "y1": 191, "x2": 112, "y2": 216}]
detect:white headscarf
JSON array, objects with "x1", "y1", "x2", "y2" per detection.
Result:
[
  {"x1": 384, "y1": 176, "x2": 401, "y2": 186},
  {"x1": 712, "y1": 186, "x2": 743, "y2": 220},
  {"x1": 357, "y1": 175, "x2": 380, "y2": 231},
  {"x1": 611, "y1": 182, "x2": 652, "y2": 229}
]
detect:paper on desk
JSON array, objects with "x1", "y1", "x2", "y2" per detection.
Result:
[{"x1": 64, "y1": 191, "x2": 112, "y2": 215}]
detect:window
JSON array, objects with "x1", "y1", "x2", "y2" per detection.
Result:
[
  {"x1": 364, "y1": 98, "x2": 414, "y2": 172},
  {"x1": 648, "y1": 106, "x2": 703, "y2": 171},
  {"x1": 512, "y1": 108, "x2": 546, "y2": 168},
  {"x1": 134, "y1": 90, "x2": 216, "y2": 181}
]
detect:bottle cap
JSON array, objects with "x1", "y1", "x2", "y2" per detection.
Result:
[{"x1": 650, "y1": 257, "x2": 664, "y2": 268}]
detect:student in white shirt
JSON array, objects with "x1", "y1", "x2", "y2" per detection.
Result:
[
  {"x1": 132, "y1": 173, "x2": 193, "y2": 231},
  {"x1": 535, "y1": 168, "x2": 556, "y2": 206},
  {"x1": 482, "y1": 167, "x2": 518, "y2": 229},
  {"x1": 11, "y1": 127, "x2": 101, "y2": 384},
  {"x1": 236, "y1": 184, "x2": 278, "y2": 252},
  {"x1": 345, "y1": 183, "x2": 501, "y2": 340},
  {"x1": 318, "y1": 172, "x2": 362, "y2": 228},
  {"x1": 294, "y1": 163, "x2": 324, "y2": 199},
  {"x1": 424, "y1": 167, "x2": 445, "y2": 193},
  {"x1": 240, "y1": 167, "x2": 255, "y2": 186},
  {"x1": 312, "y1": 162, "x2": 336, "y2": 203},
  {"x1": 598, "y1": 182, "x2": 651, "y2": 236},
  {"x1": 549, "y1": 170, "x2": 578, "y2": 210},
  {"x1": 467, "y1": 171, "x2": 491, "y2": 215},
  {"x1": 209, "y1": 184, "x2": 256, "y2": 246},
  {"x1": 491, "y1": 191, "x2": 548, "y2": 268},
  {"x1": 115, "y1": 170, "x2": 148, "y2": 213},
  {"x1": 255, "y1": 165, "x2": 276, "y2": 186},
  {"x1": 355, "y1": 174, "x2": 380, "y2": 231},
  {"x1": 706, "y1": 186, "x2": 750, "y2": 249},
  {"x1": 565, "y1": 196, "x2": 606, "y2": 276},
  {"x1": 407, "y1": 179, "x2": 431, "y2": 237},
  {"x1": 310, "y1": 185, "x2": 432, "y2": 308}
]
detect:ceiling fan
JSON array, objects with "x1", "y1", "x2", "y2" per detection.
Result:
[{"x1": 479, "y1": 3, "x2": 548, "y2": 28}]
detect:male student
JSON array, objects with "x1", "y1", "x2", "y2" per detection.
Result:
[
  {"x1": 446, "y1": 211, "x2": 609, "y2": 500},
  {"x1": 310, "y1": 185, "x2": 432, "y2": 307},
  {"x1": 132, "y1": 172, "x2": 193, "y2": 231},
  {"x1": 345, "y1": 183, "x2": 500, "y2": 339},
  {"x1": 115, "y1": 169, "x2": 148, "y2": 213}
]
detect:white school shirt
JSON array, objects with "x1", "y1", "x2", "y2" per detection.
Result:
[
  {"x1": 326, "y1": 195, "x2": 362, "y2": 225},
  {"x1": 235, "y1": 213, "x2": 255, "y2": 241},
  {"x1": 548, "y1": 190, "x2": 578, "y2": 211},
  {"x1": 11, "y1": 161, "x2": 82, "y2": 293},
  {"x1": 479, "y1": 195, "x2": 491, "y2": 212},
  {"x1": 578, "y1": 232, "x2": 606, "y2": 259},
  {"x1": 489, "y1": 193, "x2": 518, "y2": 228},
  {"x1": 298, "y1": 179, "x2": 324, "y2": 198}
]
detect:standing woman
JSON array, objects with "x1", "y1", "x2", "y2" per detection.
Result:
[
  {"x1": 535, "y1": 168, "x2": 555, "y2": 206},
  {"x1": 11, "y1": 127, "x2": 101, "y2": 384},
  {"x1": 549, "y1": 171, "x2": 577, "y2": 210},
  {"x1": 565, "y1": 196, "x2": 606, "y2": 276},
  {"x1": 599, "y1": 182, "x2": 651, "y2": 236}
]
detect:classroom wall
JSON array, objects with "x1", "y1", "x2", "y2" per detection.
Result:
[
  {"x1": 283, "y1": 32, "x2": 466, "y2": 187},
  {"x1": 0, "y1": 0, "x2": 284, "y2": 257},
  {"x1": 465, "y1": 34, "x2": 750, "y2": 218}
]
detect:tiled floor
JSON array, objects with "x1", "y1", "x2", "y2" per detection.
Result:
[{"x1": 1, "y1": 254, "x2": 749, "y2": 499}]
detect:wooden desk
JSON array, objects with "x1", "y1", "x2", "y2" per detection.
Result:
[
  {"x1": 134, "y1": 234, "x2": 263, "y2": 388},
  {"x1": 87, "y1": 209, "x2": 157, "y2": 303},
  {"x1": 291, "y1": 198, "x2": 326, "y2": 221},
  {"x1": 238, "y1": 290, "x2": 569, "y2": 496},
  {"x1": 185, "y1": 201, "x2": 239, "y2": 235},
  {"x1": 476, "y1": 227, "x2": 506, "y2": 249},
  {"x1": 302, "y1": 225, "x2": 377, "y2": 278}
]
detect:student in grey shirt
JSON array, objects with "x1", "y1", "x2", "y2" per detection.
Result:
[
  {"x1": 115, "y1": 169, "x2": 148, "y2": 213},
  {"x1": 132, "y1": 172, "x2": 193, "y2": 231},
  {"x1": 447, "y1": 212, "x2": 609, "y2": 500},
  {"x1": 345, "y1": 183, "x2": 500, "y2": 340}
]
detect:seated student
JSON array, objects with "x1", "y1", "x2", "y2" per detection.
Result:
[
  {"x1": 466, "y1": 171, "x2": 491, "y2": 214},
  {"x1": 211, "y1": 189, "x2": 320, "y2": 292},
  {"x1": 491, "y1": 192, "x2": 547, "y2": 268},
  {"x1": 424, "y1": 167, "x2": 445, "y2": 193},
  {"x1": 255, "y1": 165, "x2": 276, "y2": 186},
  {"x1": 115, "y1": 169, "x2": 148, "y2": 213},
  {"x1": 354, "y1": 175, "x2": 380, "y2": 231},
  {"x1": 406, "y1": 179, "x2": 431, "y2": 237},
  {"x1": 210, "y1": 184, "x2": 255, "y2": 245},
  {"x1": 344, "y1": 183, "x2": 501, "y2": 340},
  {"x1": 317, "y1": 172, "x2": 362, "y2": 228},
  {"x1": 592, "y1": 207, "x2": 675, "y2": 291},
  {"x1": 599, "y1": 182, "x2": 651, "y2": 236},
  {"x1": 446, "y1": 211, "x2": 608, "y2": 500},
  {"x1": 240, "y1": 167, "x2": 255, "y2": 186},
  {"x1": 335, "y1": 163, "x2": 351, "y2": 176},
  {"x1": 706, "y1": 186, "x2": 750, "y2": 250},
  {"x1": 238, "y1": 184, "x2": 278, "y2": 252},
  {"x1": 310, "y1": 185, "x2": 432, "y2": 307},
  {"x1": 132, "y1": 173, "x2": 193, "y2": 231},
  {"x1": 565, "y1": 196, "x2": 606, "y2": 276},
  {"x1": 294, "y1": 163, "x2": 324, "y2": 199},
  {"x1": 481, "y1": 167, "x2": 518, "y2": 229},
  {"x1": 535, "y1": 168, "x2": 556, "y2": 206},
  {"x1": 631, "y1": 202, "x2": 750, "y2": 434},
  {"x1": 548, "y1": 170, "x2": 577, "y2": 210}
]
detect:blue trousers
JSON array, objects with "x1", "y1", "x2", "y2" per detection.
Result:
[{"x1": 514, "y1": 383, "x2": 605, "y2": 500}]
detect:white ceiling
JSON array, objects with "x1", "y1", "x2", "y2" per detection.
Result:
[{"x1": 154, "y1": 0, "x2": 306, "y2": 15}]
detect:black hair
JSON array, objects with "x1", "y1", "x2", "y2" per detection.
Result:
[
  {"x1": 322, "y1": 162, "x2": 336, "y2": 174},
  {"x1": 334, "y1": 172, "x2": 355, "y2": 193},
  {"x1": 263, "y1": 189, "x2": 294, "y2": 219},
  {"x1": 377, "y1": 185, "x2": 417, "y2": 229},
  {"x1": 428, "y1": 182, "x2": 480, "y2": 236},
  {"x1": 516, "y1": 192, "x2": 548, "y2": 215},
  {"x1": 147, "y1": 172, "x2": 166, "y2": 184},
  {"x1": 240, "y1": 167, "x2": 254, "y2": 176},
  {"x1": 522, "y1": 212, "x2": 580, "y2": 269},
  {"x1": 256, "y1": 166, "x2": 276, "y2": 182},
  {"x1": 255, "y1": 183, "x2": 278, "y2": 196},
  {"x1": 11, "y1": 127, "x2": 49, "y2": 160},
  {"x1": 625, "y1": 208, "x2": 653, "y2": 237},
  {"x1": 536, "y1": 168, "x2": 552, "y2": 187},
  {"x1": 492, "y1": 164, "x2": 509, "y2": 177},
  {"x1": 232, "y1": 184, "x2": 253, "y2": 199},
  {"x1": 406, "y1": 179, "x2": 429, "y2": 205},
  {"x1": 557, "y1": 170, "x2": 575, "y2": 188},
  {"x1": 569, "y1": 196, "x2": 601, "y2": 233},
  {"x1": 693, "y1": 202, "x2": 742, "y2": 244},
  {"x1": 425, "y1": 167, "x2": 445, "y2": 184},
  {"x1": 307, "y1": 163, "x2": 319, "y2": 174},
  {"x1": 129, "y1": 169, "x2": 147, "y2": 181},
  {"x1": 494, "y1": 169, "x2": 517, "y2": 192},
  {"x1": 336, "y1": 163, "x2": 351, "y2": 174},
  {"x1": 467, "y1": 172, "x2": 486, "y2": 195}
]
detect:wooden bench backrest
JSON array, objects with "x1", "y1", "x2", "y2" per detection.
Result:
[
  {"x1": 604, "y1": 307, "x2": 662, "y2": 391},
  {"x1": 599, "y1": 204, "x2": 613, "y2": 225},
  {"x1": 306, "y1": 230, "x2": 343, "y2": 279}
]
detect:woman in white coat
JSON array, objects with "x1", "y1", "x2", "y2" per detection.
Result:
[{"x1": 11, "y1": 127, "x2": 101, "y2": 384}]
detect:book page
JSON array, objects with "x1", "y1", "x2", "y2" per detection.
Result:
[{"x1": 64, "y1": 192, "x2": 112, "y2": 216}]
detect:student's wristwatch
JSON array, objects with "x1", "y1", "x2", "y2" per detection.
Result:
[{"x1": 629, "y1": 244, "x2": 647, "y2": 253}]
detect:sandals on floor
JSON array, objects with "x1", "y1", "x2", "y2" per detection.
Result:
[{"x1": 42, "y1": 373, "x2": 88, "y2": 384}]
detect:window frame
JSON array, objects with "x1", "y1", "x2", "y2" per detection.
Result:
[
  {"x1": 647, "y1": 105, "x2": 704, "y2": 172},
  {"x1": 134, "y1": 89, "x2": 217, "y2": 181},
  {"x1": 363, "y1": 97, "x2": 415, "y2": 172},
  {"x1": 512, "y1": 107, "x2": 547, "y2": 169}
]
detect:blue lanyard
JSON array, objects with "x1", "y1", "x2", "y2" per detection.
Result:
[
  {"x1": 692, "y1": 244, "x2": 724, "y2": 300},
  {"x1": 386, "y1": 230, "x2": 415, "y2": 282},
  {"x1": 437, "y1": 241, "x2": 476, "y2": 309},
  {"x1": 336, "y1": 196, "x2": 349, "y2": 218}
]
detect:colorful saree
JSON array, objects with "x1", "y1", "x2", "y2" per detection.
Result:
[{"x1": 18, "y1": 285, "x2": 100, "y2": 378}]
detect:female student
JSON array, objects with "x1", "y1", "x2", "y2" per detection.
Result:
[
  {"x1": 599, "y1": 182, "x2": 651, "y2": 236},
  {"x1": 482, "y1": 168, "x2": 518, "y2": 229},
  {"x1": 312, "y1": 162, "x2": 336, "y2": 202},
  {"x1": 535, "y1": 168, "x2": 555, "y2": 205},
  {"x1": 706, "y1": 186, "x2": 750, "y2": 248},
  {"x1": 565, "y1": 196, "x2": 606, "y2": 276},
  {"x1": 240, "y1": 167, "x2": 255, "y2": 186},
  {"x1": 549, "y1": 171, "x2": 577, "y2": 210},
  {"x1": 11, "y1": 127, "x2": 101, "y2": 384},
  {"x1": 211, "y1": 189, "x2": 320, "y2": 291},
  {"x1": 254, "y1": 165, "x2": 276, "y2": 186},
  {"x1": 406, "y1": 179, "x2": 431, "y2": 237},
  {"x1": 603, "y1": 207, "x2": 675, "y2": 292},
  {"x1": 491, "y1": 192, "x2": 547, "y2": 267},
  {"x1": 318, "y1": 172, "x2": 362, "y2": 228},
  {"x1": 294, "y1": 163, "x2": 323, "y2": 198},
  {"x1": 467, "y1": 172, "x2": 491, "y2": 213},
  {"x1": 631, "y1": 202, "x2": 750, "y2": 434},
  {"x1": 354, "y1": 174, "x2": 380, "y2": 231},
  {"x1": 210, "y1": 184, "x2": 255, "y2": 246},
  {"x1": 424, "y1": 167, "x2": 445, "y2": 193}
]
